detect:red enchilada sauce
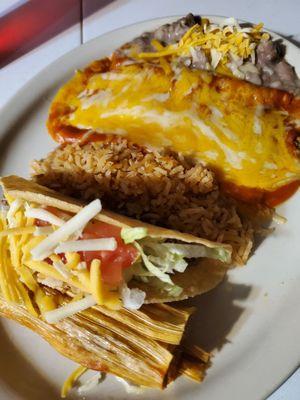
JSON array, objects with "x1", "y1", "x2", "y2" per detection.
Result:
[{"x1": 222, "y1": 180, "x2": 300, "y2": 208}]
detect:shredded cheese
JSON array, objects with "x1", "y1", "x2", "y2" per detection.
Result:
[
  {"x1": 0, "y1": 211, "x2": 38, "y2": 315},
  {"x1": 6, "y1": 199, "x2": 23, "y2": 227},
  {"x1": 35, "y1": 287, "x2": 57, "y2": 314},
  {"x1": 273, "y1": 212, "x2": 287, "y2": 225},
  {"x1": 49, "y1": 255, "x2": 71, "y2": 279},
  {"x1": 102, "y1": 287, "x2": 122, "y2": 310},
  {"x1": 44, "y1": 295, "x2": 96, "y2": 324},
  {"x1": 61, "y1": 365, "x2": 87, "y2": 398},
  {"x1": 24, "y1": 259, "x2": 86, "y2": 292},
  {"x1": 25, "y1": 207, "x2": 65, "y2": 226},
  {"x1": 31, "y1": 199, "x2": 102, "y2": 260},
  {"x1": 90, "y1": 259, "x2": 104, "y2": 305},
  {"x1": 0, "y1": 232, "x2": 14, "y2": 302},
  {"x1": 65, "y1": 252, "x2": 81, "y2": 270},
  {"x1": 76, "y1": 261, "x2": 87, "y2": 271},
  {"x1": 34, "y1": 226, "x2": 54, "y2": 236},
  {"x1": 75, "y1": 270, "x2": 91, "y2": 292},
  {"x1": 137, "y1": 19, "x2": 270, "y2": 74},
  {"x1": 0, "y1": 199, "x2": 124, "y2": 317},
  {"x1": 19, "y1": 266, "x2": 38, "y2": 292},
  {"x1": 0, "y1": 226, "x2": 35, "y2": 238},
  {"x1": 55, "y1": 238, "x2": 117, "y2": 254},
  {"x1": 78, "y1": 372, "x2": 103, "y2": 394}
]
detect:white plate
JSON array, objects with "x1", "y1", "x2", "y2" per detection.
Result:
[{"x1": 0, "y1": 16, "x2": 299, "y2": 400}]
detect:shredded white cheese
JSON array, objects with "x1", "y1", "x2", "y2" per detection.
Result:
[
  {"x1": 34, "y1": 226, "x2": 55, "y2": 236},
  {"x1": 210, "y1": 49, "x2": 222, "y2": 69},
  {"x1": 55, "y1": 238, "x2": 117, "y2": 254},
  {"x1": 7, "y1": 199, "x2": 23, "y2": 227},
  {"x1": 52, "y1": 260, "x2": 71, "y2": 280},
  {"x1": 26, "y1": 208, "x2": 65, "y2": 226},
  {"x1": 76, "y1": 261, "x2": 87, "y2": 271},
  {"x1": 44, "y1": 295, "x2": 96, "y2": 324},
  {"x1": 38, "y1": 276, "x2": 65, "y2": 290},
  {"x1": 31, "y1": 199, "x2": 102, "y2": 260}
]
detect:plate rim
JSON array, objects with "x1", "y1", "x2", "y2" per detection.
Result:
[{"x1": 0, "y1": 14, "x2": 299, "y2": 400}]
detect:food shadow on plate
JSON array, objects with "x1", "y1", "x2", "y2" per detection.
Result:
[
  {"x1": 0, "y1": 320, "x2": 78, "y2": 400},
  {"x1": 179, "y1": 277, "x2": 252, "y2": 352}
]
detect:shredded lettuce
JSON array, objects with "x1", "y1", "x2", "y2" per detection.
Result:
[
  {"x1": 148, "y1": 254, "x2": 188, "y2": 273},
  {"x1": 165, "y1": 284, "x2": 183, "y2": 297},
  {"x1": 130, "y1": 262, "x2": 153, "y2": 277},
  {"x1": 141, "y1": 239, "x2": 231, "y2": 272},
  {"x1": 138, "y1": 276, "x2": 149, "y2": 283},
  {"x1": 161, "y1": 243, "x2": 231, "y2": 263},
  {"x1": 143, "y1": 240, "x2": 189, "y2": 273},
  {"x1": 147, "y1": 279, "x2": 183, "y2": 297},
  {"x1": 134, "y1": 242, "x2": 174, "y2": 285},
  {"x1": 128, "y1": 235, "x2": 231, "y2": 293},
  {"x1": 121, "y1": 227, "x2": 148, "y2": 244}
]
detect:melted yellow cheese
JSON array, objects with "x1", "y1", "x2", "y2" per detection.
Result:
[{"x1": 63, "y1": 65, "x2": 300, "y2": 190}]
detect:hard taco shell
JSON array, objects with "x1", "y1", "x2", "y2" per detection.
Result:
[{"x1": 0, "y1": 175, "x2": 230, "y2": 302}]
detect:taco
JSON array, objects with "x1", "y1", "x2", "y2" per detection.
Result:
[{"x1": 0, "y1": 175, "x2": 230, "y2": 321}]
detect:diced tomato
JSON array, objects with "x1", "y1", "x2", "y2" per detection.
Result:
[
  {"x1": 34, "y1": 205, "x2": 138, "y2": 286},
  {"x1": 46, "y1": 206, "x2": 72, "y2": 219},
  {"x1": 58, "y1": 253, "x2": 67, "y2": 264},
  {"x1": 35, "y1": 218, "x2": 50, "y2": 227},
  {"x1": 81, "y1": 221, "x2": 138, "y2": 285}
]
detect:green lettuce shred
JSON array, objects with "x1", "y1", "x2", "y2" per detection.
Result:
[
  {"x1": 121, "y1": 227, "x2": 148, "y2": 244},
  {"x1": 128, "y1": 234, "x2": 231, "y2": 294},
  {"x1": 161, "y1": 242, "x2": 231, "y2": 263},
  {"x1": 134, "y1": 242, "x2": 174, "y2": 285}
]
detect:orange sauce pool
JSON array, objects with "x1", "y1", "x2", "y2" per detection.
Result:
[
  {"x1": 49, "y1": 126, "x2": 106, "y2": 144},
  {"x1": 222, "y1": 180, "x2": 300, "y2": 207}
]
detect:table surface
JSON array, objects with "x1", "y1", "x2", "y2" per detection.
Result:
[{"x1": 0, "y1": 1, "x2": 299, "y2": 399}]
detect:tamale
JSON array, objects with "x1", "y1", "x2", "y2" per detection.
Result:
[
  {"x1": 81, "y1": 303, "x2": 194, "y2": 345},
  {"x1": 179, "y1": 345, "x2": 211, "y2": 383},
  {"x1": 62, "y1": 286, "x2": 192, "y2": 345},
  {"x1": 0, "y1": 293, "x2": 199, "y2": 389}
]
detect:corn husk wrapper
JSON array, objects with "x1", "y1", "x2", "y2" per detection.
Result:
[{"x1": 0, "y1": 293, "x2": 208, "y2": 389}]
